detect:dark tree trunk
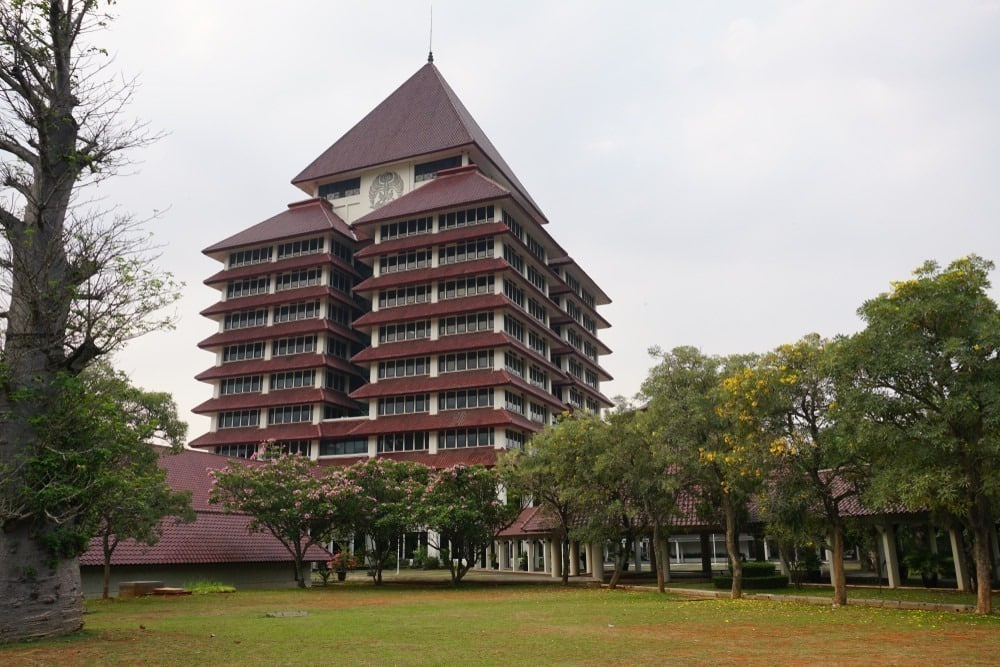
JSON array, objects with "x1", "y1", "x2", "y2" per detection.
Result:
[
  {"x1": 831, "y1": 523, "x2": 847, "y2": 606},
  {"x1": 723, "y1": 496, "x2": 742, "y2": 599}
]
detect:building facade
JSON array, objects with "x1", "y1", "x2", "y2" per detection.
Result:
[{"x1": 190, "y1": 60, "x2": 612, "y2": 466}]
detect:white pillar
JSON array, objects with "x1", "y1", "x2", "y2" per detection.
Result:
[
  {"x1": 633, "y1": 537, "x2": 643, "y2": 573},
  {"x1": 879, "y1": 525, "x2": 901, "y2": 589},
  {"x1": 527, "y1": 541, "x2": 537, "y2": 573},
  {"x1": 827, "y1": 531, "x2": 836, "y2": 586},
  {"x1": 427, "y1": 531, "x2": 440, "y2": 558},
  {"x1": 950, "y1": 527, "x2": 972, "y2": 592},
  {"x1": 589, "y1": 542, "x2": 605, "y2": 582},
  {"x1": 569, "y1": 541, "x2": 580, "y2": 576},
  {"x1": 541, "y1": 539, "x2": 550, "y2": 574},
  {"x1": 551, "y1": 539, "x2": 562, "y2": 579},
  {"x1": 673, "y1": 538, "x2": 682, "y2": 564}
]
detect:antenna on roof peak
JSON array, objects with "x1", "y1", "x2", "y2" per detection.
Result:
[{"x1": 427, "y1": 3, "x2": 434, "y2": 63}]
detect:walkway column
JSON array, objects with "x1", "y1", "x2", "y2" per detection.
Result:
[
  {"x1": 827, "y1": 531, "x2": 836, "y2": 586},
  {"x1": 527, "y1": 541, "x2": 537, "y2": 573},
  {"x1": 498, "y1": 540, "x2": 509, "y2": 570},
  {"x1": 634, "y1": 537, "x2": 643, "y2": 573},
  {"x1": 569, "y1": 541, "x2": 580, "y2": 576},
  {"x1": 878, "y1": 524, "x2": 901, "y2": 589},
  {"x1": 427, "y1": 531, "x2": 440, "y2": 559},
  {"x1": 674, "y1": 538, "x2": 682, "y2": 565},
  {"x1": 551, "y1": 539, "x2": 563, "y2": 579},
  {"x1": 589, "y1": 542, "x2": 605, "y2": 582},
  {"x1": 541, "y1": 539, "x2": 551, "y2": 574},
  {"x1": 950, "y1": 528, "x2": 972, "y2": 592}
]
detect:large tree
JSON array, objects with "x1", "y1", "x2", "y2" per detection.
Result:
[
  {"x1": 209, "y1": 450, "x2": 358, "y2": 588},
  {"x1": 841, "y1": 255, "x2": 1000, "y2": 614},
  {"x1": 422, "y1": 464, "x2": 519, "y2": 584},
  {"x1": 736, "y1": 334, "x2": 866, "y2": 606},
  {"x1": 0, "y1": 1, "x2": 177, "y2": 641},
  {"x1": 642, "y1": 347, "x2": 766, "y2": 599},
  {"x1": 343, "y1": 458, "x2": 429, "y2": 584}
]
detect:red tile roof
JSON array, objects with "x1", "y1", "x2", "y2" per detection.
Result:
[
  {"x1": 203, "y1": 198, "x2": 356, "y2": 254},
  {"x1": 351, "y1": 258, "x2": 509, "y2": 293},
  {"x1": 352, "y1": 166, "x2": 510, "y2": 227},
  {"x1": 79, "y1": 449, "x2": 330, "y2": 566},
  {"x1": 199, "y1": 285, "x2": 356, "y2": 317},
  {"x1": 291, "y1": 63, "x2": 543, "y2": 219},
  {"x1": 349, "y1": 369, "x2": 564, "y2": 411},
  {"x1": 195, "y1": 354, "x2": 363, "y2": 382},
  {"x1": 352, "y1": 293, "x2": 508, "y2": 328},
  {"x1": 203, "y1": 252, "x2": 364, "y2": 286},
  {"x1": 353, "y1": 221, "x2": 509, "y2": 259},
  {"x1": 192, "y1": 387, "x2": 360, "y2": 415},
  {"x1": 197, "y1": 318, "x2": 362, "y2": 349},
  {"x1": 188, "y1": 423, "x2": 321, "y2": 450},
  {"x1": 326, "y1": 408, "x2": 538, "y2": 437}
]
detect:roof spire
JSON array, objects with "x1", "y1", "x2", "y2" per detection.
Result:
[{"x1": 427, "y1": 3, "x2": 434, "y2": 63}]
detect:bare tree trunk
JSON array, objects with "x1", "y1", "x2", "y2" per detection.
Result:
[
  {"x1": 0, "y1": 526, "x2": 83, "y2": 641},
  {"x1": 723, "y1": 497, "x2": 743, "y2": 599},
  {"x1": 102, "y1": 534, "x2": 113, "y2": 600},
  {"x1": 972, "y1": 521, "x2": 993, "y2": 614},
  {"x1": 831, "y1": 523, "x2": 848, "y2": 606}
]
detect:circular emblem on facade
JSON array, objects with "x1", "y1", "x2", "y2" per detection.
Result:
[{"x1": 369, "y1": 171, "x2": 405, "y2": 209}]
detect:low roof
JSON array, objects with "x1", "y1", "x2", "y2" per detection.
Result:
[{"x1": 80, "y1": 448, "x2": 331, "y2": 567}]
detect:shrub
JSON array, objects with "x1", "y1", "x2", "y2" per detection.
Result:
[
  {"x1": 185, "y1": 580, "x2": 236, "y2": 594},
  {"x1": 739, "y1": 561, "x2": 777, "y2": 576},
  {"x1": 423, "y1": 556, "x2": 440, "y2": 570},
  {"x1": 713, "y1": 574, "x2": 789, "y2": 590}
]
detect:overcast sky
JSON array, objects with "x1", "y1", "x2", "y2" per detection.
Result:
[{"x1": 97, "y1": 1, "x2": 1000, "y2": 439}]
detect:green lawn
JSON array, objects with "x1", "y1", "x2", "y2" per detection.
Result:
[{"x1": 3, "y1": 582, "x2": 999, "y2": 666}]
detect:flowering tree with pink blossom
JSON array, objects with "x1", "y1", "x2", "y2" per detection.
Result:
[
  {"x1": 343, "y1": 459, "x2": 429, "y2": 584},
  {"x1": 209, "y1": 451, "x2": 359, "y2": 587},
  {"x1": 421, "y1": 464, "x2": 519, "y2": 584}
]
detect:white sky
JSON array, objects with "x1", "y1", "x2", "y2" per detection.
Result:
[{"x1": 97, "y1": 1, "x2": 1000, "y2": 439}]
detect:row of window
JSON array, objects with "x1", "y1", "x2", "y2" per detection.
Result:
[
  {"x1": 223, "y1": 300, "x2": 358, "y2": 330},
  {"x1": 227, "y1": 237, "x2": 345, "y2": 269},
  {"x1": 217, "y1": 405, "x2": 313, "y2": 428},
  {"x1": 221, "y1": 334, "x2": 356, "y2": 362}
]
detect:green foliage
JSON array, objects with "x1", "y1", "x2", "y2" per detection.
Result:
[
  {"x1": 15, "y1": 362, "x2": 191, "y2": 561},
  {"x1": 210, "y1": 452, "x2": 360, "y2": 588},
  {"x1": 184, "y1": 580, "x2": 236, "y2": 595},
  {"x1": 421, "y1": 464, "x2": 519, "y2": 584},
  {"x1": 737, "y1": 561, "x2": 777, "y2": 576}
]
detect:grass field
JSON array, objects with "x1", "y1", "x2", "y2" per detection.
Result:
[{"x1": 3, "y1": 580, "x2": 1000, "y2": 666}]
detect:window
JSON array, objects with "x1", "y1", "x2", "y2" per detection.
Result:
[
  {"x1": 270, "y1": 370, "x2": 314, "y2": 390},
  {"x1": 379, "y1": 248, "x2": 431, "y2": 274},
  {"x1": 439, "y1": 389, "x2": 493, "y2": 410},
  {"x1": 378, "y1": 320, "x2": 430, "y2": 343},
  {"x1": 504, "y1": 391, "x2": 524, "y2": 415},
  {"x1": 220, "y1": 376, "x2": 262, "y2": 395},
  {"x1": 272, "y1": 335, "x2": 317, "y2": 356},
  {"x1": 439, "y1": 312, "x2": 493, "y2": 336},
  {"x1": 527, "y1": 298, "x2": 547, "y2": 325},
  {"x1": 377, "y1": 394, "x2": 430, "y2": 415},
  {"x1": 380, "y1": 216, "x2": 432, "y2": 240},
  {"x1": 378, "y1": 432, "x2": 429, "y2": 452},
  {"x1": 226, "y1": 277, "x2": 269, "y2": 299},
  {"x1": 526, "y1": 234, "x2": 546, "y2": 262},
  {"x1": 329, "y1": 270, "x2": 352, "y2": 294},
  {"x1": 529, "y1": 365, "x2": 548, "y2": 389},
  {"x1": 530, "y1": 402, "x2": 548, "y2": 424},
  {"x1": 584, "y1": 341, "x2": 598, "y2": 362},
  {"x1": 218, "y1": 410, "x2": 260, "y2": 429},
  {"x1": 526, "y1": 265, "x2": 547, "y2": 293},
  {"x1": 229, "y1": 246, "x2": 272, "y2": 268},
  {"x1": 379, "y1": 284, "x2": 431, "y2": 308},
  {"x1": 568, "y1": 329, "x2": 583, "y2": 350},
  {"x1": 502, "y1": 210, "x2": 524, "y2": 241},
  {"x1": 268, "y1": 405, "x2": 313, "y2": 424},
  {"x1": 215, "y1": 443, "x2": 258, "y2": 458},
  {"x1": 224, "y1": 309, "x2": 267, "y2": 330},
  {"x1": 583, "y1": 314, "x2": 597, "y2": 335},
  {"x1": 505, "y1": 429, "x2": 525, "y2": 450},
  {"x1": 326, "y1": 336, "x2": 349, "y2": 359},
  {"x1": 223, "y1": 342, "x2": 264, "y2": 362},
  {"x1": 438, "y1": 204, "x2": 495, "y2": 231},
  {"x1": 568, "y1": 388, "x2": 584, "y2": 409},
  {"x1": 585, "y1": 369, "x2": 599, "y2": 389},
  {"x1": 276, "y1": 440, "x2": 311, "y2": 456},
  {"x1": 503, "y1": 279, "x2": 524, "y2": 307},
  {"x1": 320, "y1": 438, "x2": 368, "y2": 456},
  {"x1": 275, "y1": 268, "x2": 321, "y2": 291},
  {"x1": 415, "y1": 156, "x2": 462, "y2": 182},
  {"x1": 504, "y1": 315, "x2": 524, "y2": 342},
  {"x1": 325, "y1": 370, "x2": 348, "y2": 392},
  {"x1": 438, "y1": 350, "x2": 493, "y2": 373},
  {"x1": 327, "y1": 301, "x2": 352, "y2": 326},
  {"x1": 378, "y1": 357, "x2": 430, "y2": 379},
  {"x1": 330, "y1": 239, "x2": 353, "y2": 264},
  {"x1": 528, "y1": 329, "x2": 548, "y2": 357},
  {"x1": 504, "y1": 351, "x2": 525, "y2": 378},
  {"x1": 438, "y1": 274, "x2": 494, "y2": 300},
  {"x1": 277, "y1": 237, "x2": 324, "y2": 259},
  {"x1": 318, "y1": 177, "x2": 360, "y2": 199},
  {"x1": 581, "y1": 289, "x2": 595, "y2": 309},
  {"x1": 438, "y1": 238, "x2": 493, "y2": 265},
  {"x1": 438, "y1": 427, "x2": 494, "y2": 449},
  {"x1": 273, "y1": 300, "x2": 319, "y2": 323},
  {"x1": 503, "y1": 244, "x2": 523, "y2": 272},
  {"x1": 568, "y1": 358, "x2": 583, "y2": 379}
]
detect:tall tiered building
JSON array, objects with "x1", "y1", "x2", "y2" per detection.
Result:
[{"x1": 190, "y1": 60, "x2": 612, "y2": 466}]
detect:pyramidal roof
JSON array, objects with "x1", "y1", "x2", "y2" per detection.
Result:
[{"x1": 291, "y1": 62, "x2": 544, "y2": 219}]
